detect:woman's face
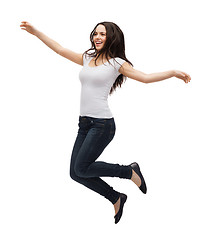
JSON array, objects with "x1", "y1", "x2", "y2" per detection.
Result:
[{"x1": 93, "y1": 24, "x2": 107, "y2": 51}]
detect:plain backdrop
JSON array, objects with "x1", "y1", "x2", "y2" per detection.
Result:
[{"x1": 1, "y1": 0, "x2": 210, "y2": 239}]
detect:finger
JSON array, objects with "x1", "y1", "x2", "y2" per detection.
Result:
[
  {"x1": 183, "y1": 72, "x2": 190, "y2": 79},
  {"x1": 181, "y1": 73, "x2": 186, "y2": 79},
  {"x1": 21, "y1": 22, "x2": 29, "y2": 27},
  {"x1": 185, "y1": 73, "x2": 191, "y2": 80},
  {"x1": 183, "y1": 78, "x2": 187, "y2": 83},
  {"x1": 20, "y1": 22, "x2": 27, "y2": 26},
  {"x1": 180, "y1": 72, "x2": 186, "y2": 78}
]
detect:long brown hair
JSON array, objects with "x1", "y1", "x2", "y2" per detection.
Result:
[{"x1": 83, "y1": 21, "x2": 133, "y2": 95}]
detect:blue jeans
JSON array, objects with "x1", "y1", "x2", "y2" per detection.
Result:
[{"x1": 70, "y1": 116, "x2": 132, "y2": 204}]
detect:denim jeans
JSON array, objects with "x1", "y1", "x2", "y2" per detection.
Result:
[{"x1": 70, "y1": 116, "x2": 132, "y2": 204}]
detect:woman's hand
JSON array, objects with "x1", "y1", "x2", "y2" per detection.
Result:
[
  {"x1": 20, "y1": 21, "x2": 38, "y2": 36},
  {"x1": 173, "y1": 70, "x2": 191, "y2": 83}
]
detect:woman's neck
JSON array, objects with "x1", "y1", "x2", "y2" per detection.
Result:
[{"x1": 95, "y1": 53, "x2": 111, "y2": 61}]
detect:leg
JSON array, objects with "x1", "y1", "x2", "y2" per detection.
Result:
[
  {"x1": 70, "y1": 118, "x2": 121, "y2": 204},
  {"x1": 74, "y1": 117, "x2": 132, "y2": 179}
]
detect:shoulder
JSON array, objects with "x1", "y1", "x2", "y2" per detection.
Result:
[
  {"x1": 112, "y1": 57, "x2": 127, "y2": 72},
  {"x1": 113, "y1": 57, "x2": 126, "y2": 65},
  {"x1": 83, "y1": 53, "x2": 92, "y2": 60},
  {"x1": 82, "y1": 53, "x2": 93, "y2": 65}
]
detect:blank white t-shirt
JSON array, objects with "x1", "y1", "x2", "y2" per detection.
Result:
[{"x1": 79, "y1": 54, "x2": 126, "y2": 118}]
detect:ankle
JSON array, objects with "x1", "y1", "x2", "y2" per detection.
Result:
[
  {"x1": 131, "y1": 169, "x2": 141, "y2": 187},
  {"x1": 114, "y1": 197, "x2": 120, "y2": 215}
]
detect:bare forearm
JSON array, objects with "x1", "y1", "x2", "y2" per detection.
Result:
[
  {"x1": 35, "y1": 30, "x2": 63, "y2": 54},
  {"x1": 145, "y1": 70, "x2": 175, "y2": 83}
]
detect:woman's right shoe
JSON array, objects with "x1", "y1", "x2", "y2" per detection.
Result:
[
  {"x1": 130, "y1": 162, "x2": 147, "y2": 194},
  {"x1": 114, "y1": 193, "x2": 127, "y2": 224}
]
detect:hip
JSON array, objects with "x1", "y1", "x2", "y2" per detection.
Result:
[{"x1": 78, "y1": 115, "x2": 116, "y2": 140}]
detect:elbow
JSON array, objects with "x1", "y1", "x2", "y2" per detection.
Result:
[
  {"x1": 140, "y1": 74, "x2": 149, "y2": 84},
  {"x1": 57, "y1": 47, "x2": 64, "y2": 55},
  {"x1": 133, "y1": 75, "x2": 148, "y2": 84}
]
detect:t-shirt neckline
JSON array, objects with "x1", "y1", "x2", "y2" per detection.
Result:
[{"x1": 87, "y1": 57, "x2": 114, "y2": 68}]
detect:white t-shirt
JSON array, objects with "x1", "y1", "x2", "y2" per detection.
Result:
[{"x1": 79, "y1": 54, "x2": 126, "y2": 118}]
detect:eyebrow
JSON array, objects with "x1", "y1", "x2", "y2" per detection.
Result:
[{"x1": 94, "y1": 31, "x2": 106, "y2": 34}]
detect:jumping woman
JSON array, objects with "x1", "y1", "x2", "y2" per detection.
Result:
[{"x1": 20, "y1": 21, "x2": 191, "y2": 224}]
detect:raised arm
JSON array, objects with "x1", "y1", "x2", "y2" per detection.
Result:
[
  {"x1": 20, "y1": 21, "x2": 83, "y2": 66},
  {"x1": 119, "y1": 62, "x2": 191, "y2": 84}
]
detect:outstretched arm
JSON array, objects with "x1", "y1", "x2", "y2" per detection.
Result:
[
  {"x1": 20, "y1": 21, "x2": 83, "y2": 65},
  {"x1": 119, "y1": 62, "x2": 191, "y2": 84}
]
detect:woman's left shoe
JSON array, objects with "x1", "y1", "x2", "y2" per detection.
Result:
[
  {"x1": 130, "y1": 162, "x2": 147, "y2": 194},
  {"x1": 114, "y1": 193, "x2": 127, "y2": 224}
]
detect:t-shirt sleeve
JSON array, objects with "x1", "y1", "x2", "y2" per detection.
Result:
[
  {"x1": 114, "y1": 57, "x2": 126, "y2": 72},
  {"x1": 82, "y1": 53, "x2": 92, "y2": 66},
  {"x1": 82, "y1": 54, "x2": 87, "y2": 66}
]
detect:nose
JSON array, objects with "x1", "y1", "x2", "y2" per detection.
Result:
[
  {"x1": 94, "y1": 34, "x2": 101, "y2": 40},
  {"x1": 95, "y1": 36, "x2": 101, "y2": 41}
]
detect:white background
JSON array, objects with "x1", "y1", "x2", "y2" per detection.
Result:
[{"x1": 1, "y1": 0, "x2": 209, "y2": 239}]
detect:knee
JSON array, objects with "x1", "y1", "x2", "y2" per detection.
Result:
[
  {"x1": 70, "y1": 164, "x2": 86, "y2": 179},
  {"x1": 70, "y1": 167, "x2": 78, "y2": 181},
  {"x1": 74, "y1": 164, "x2": 86, "y2": 178}
]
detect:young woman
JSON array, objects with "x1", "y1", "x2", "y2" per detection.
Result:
[{"x1": 20, "y1": 21, "x2": 191, "y2": 224}]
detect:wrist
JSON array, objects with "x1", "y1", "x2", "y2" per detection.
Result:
[
  {"x1": 34, "y1": 30, "x2": 41, "y2": 37},
  {"x1": 171, "y1": 70, "x2": 176, "y2": 77}
]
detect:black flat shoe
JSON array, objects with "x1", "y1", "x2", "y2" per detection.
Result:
[
  {"x1": 130, "y1": 162, "x2": 147, "y2": 194},
  {"x1": 114, "y1": 193, "x2": 127, "y2": 224}
]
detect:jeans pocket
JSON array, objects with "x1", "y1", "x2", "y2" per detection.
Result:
[
  {"x1": 78, "y1": 121, "x2": 87, "y2": 128},
  {"x1": 78, "y1": 117, "x2": 90, "y2": 131}
]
